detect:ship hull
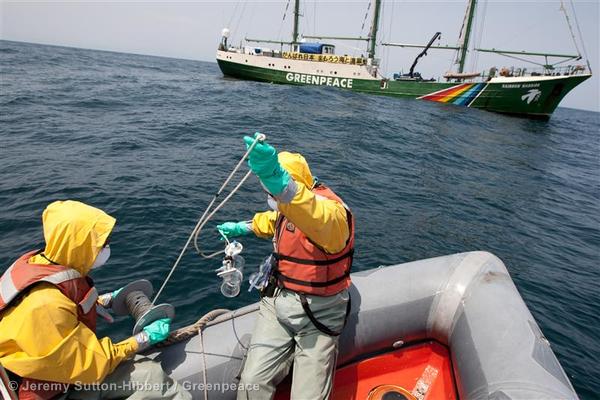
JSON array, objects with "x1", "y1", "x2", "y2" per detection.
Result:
[{"x1": 216, "y1": 55, "x2": 590, "y2": 119}]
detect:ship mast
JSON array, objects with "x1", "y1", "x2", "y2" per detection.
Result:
[
  {"x1": 456, "y1": 0, "x2": 477, "y2": 73},
  {"x1": 368, "y1": 0, "x2": 382, "y2": 59},
  {"x1": 292, "y1": 0, "x2": 300, "y2": 44}
]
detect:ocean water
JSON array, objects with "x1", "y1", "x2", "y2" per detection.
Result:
[{"x1": 1, "y1": 40, "x2": 599, "y2": 397}]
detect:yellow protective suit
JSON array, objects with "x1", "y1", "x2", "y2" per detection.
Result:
[
  {"x1": 0, "y1": 200, "x2": 139, "y2": 384},
  {"x1": 251, "y1": 152, "x2": 350, "y2": 254}
]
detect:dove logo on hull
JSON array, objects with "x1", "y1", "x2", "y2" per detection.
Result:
[{"x1": 521, "y1": 89, "x2": 542, "y2": 104}]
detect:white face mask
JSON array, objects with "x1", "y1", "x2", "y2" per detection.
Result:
[{"x1": 91, "y1": 245, "x2": 111, "y2": 269}]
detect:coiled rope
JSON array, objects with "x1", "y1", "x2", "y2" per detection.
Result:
[
  {"x1": 155, "y1": 308, "x2": 232, "y2": 347},
  {"x1": 126, "y1": 291, "x2": 155, "y2": 320},
  {"x1": 155, "y1": 309, "x2": 232, "y2": 400},
  {"x1": 153, "y1": 306, "x2": 259, "y2": 400}
]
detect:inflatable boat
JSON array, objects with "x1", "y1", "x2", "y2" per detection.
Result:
[{"x1": 153, "y1": 251, "x2": 578, "y2": 399}]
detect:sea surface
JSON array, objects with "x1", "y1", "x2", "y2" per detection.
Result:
[{"x1": 1, "y1": 40, "x2": 599, "y2": 397}]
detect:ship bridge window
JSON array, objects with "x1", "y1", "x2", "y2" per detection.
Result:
[{"x1": 322, "y1": 45, "x2": 335, "y2": 54}]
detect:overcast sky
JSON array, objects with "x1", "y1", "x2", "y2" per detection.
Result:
[{"x1": 1, "y1": 1, "x2": 598, "y2": 112}]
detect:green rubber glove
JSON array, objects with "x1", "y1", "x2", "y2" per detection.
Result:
[
  {"x1": 217, "y1": 221, "x2": 251, "y2": 240},
  {"x1": 243, "y1": 132, "x2": 290, "y2": 196},
  {"x1": 97, "y1": 287, "x2": 124, "y2": 308},
  {"x1": 142, "y1": 318, "x2": 171, "y2": 345}
]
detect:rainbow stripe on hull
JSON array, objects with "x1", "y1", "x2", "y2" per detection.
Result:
[{"x1": 419, "y1": 83, "x2": 487, "y2": 107}]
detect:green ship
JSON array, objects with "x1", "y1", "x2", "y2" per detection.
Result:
[{"x1": 216, "y1": 0, "x2": 591, "y2": 119}]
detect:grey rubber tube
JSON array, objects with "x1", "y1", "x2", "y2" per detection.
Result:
[{"x1": 153, "y1": 251, "x2": 578, "y2": 399}]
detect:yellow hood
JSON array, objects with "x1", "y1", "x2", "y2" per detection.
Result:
[
  {"x1": 278, "y1": 151, "x2": 314, "y2": 189},
  {"x1": 29, "y1": 200, "x2": 116, "y2": 275}
]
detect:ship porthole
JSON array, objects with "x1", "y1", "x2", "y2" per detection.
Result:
[{"x1": 367, "y1": 385, "x2": 417, "y2": 400}]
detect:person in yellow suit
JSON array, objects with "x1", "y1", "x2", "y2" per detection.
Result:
[
  {"x1": 0, "y1": 200, "x2": 191, "y2": 400},
  {"x1": 218, "y1": 134, "x2": 355, "y2": 400}
]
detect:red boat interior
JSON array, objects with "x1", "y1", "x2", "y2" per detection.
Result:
[{"x1": 274, "y1": 341, "x2": 458, "y2": 400}]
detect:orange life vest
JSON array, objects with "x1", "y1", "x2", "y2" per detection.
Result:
[
  {"x1": 274, "y1": 184, "x2": 354, "y2": 296},
  {"x1": 0, "y1": 250, "x2": 99, "y2": 400}
]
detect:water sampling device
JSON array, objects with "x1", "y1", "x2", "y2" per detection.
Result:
[{"x1": 151, "y1": 133, "x2": 268, "y2": 306}]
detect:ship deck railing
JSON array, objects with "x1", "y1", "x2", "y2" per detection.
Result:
[
  {"x1": 480, "y1": 64, "x2": 590, "y2": 81},
  {"x1": 223, "y1": 47, "x2": 590, "y2": 81},
  {"x1": 225, "y1": 47, "x2": 369, "y2": 66}
]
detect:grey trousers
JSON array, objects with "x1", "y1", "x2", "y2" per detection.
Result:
[
  {"x1": 237, "y1": 288, "x2": 349, "y2": 400},
  {"x1": 67, "y1": 356, "x2": 192, "y2": 400}
]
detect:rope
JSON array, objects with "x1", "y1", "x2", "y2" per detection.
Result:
[
  {"x1": 150, "y1": 304, "x2": 260, "y2": 400},
  {"x1": 493, "y1": 52, "x2": 547, "y2": 68},
  {"x1": 357, "y1": 1, "x2": 371, "y2": 56},
  {"x1": 126, "y1": 291, "x2": 154, "y2": 320},
  {"x1": 156, "y1": 309, "x2": 231, "y2": 347},
  {"x1": 236, "y1": 2, "x2": 247, "y2": 39},
  {"x1": 151, "y1": 305, "x2": 260, "y2": 399},
  {"x1": 383, "y1": 0, "x2": 395, "y2": 76},
  {"x1": 331, "y1": 41, "x2": 370, "y2": 55},
  {"x1": 200, "y1": 326, "x2": 208, "y2": 400},
  {"x1": 152, "y1": 134, "x2": 264, "y2": 305},
  {"x1": 471, "y1": 0, "x2": 488, "y2": 72},
  {"x1": 360, "y1": 2, "x2": 371, "y2": 33},
  {"x1": 193, "y1": 170, "x2": 253, "y2": 258},
  {"x1": 157, "y1": 307, "x2": 231, "y2": 400},
  {"x1": 277, "y1": 0, "x2": 291, "y2": 43},
  {"x1": 282, "y1": 0, "x2": 290, "y2": 21},
  {"x1": 560, "y1": 0, "x2": 582, "y2": 58},
  {"x1": 227, "y1": 1, "x2": 241, "y2": 29},
  {"x1": 568, "y1": 0, "x2": 590, "y2": 69},
  {"x1": 313, "y1": 1, "x2": 317, "y2": 36},
  {"x1": 302, "y1": 1, "x2": 310, "y2": 39},
  {"x1": 152, "y1": 308, "x2": 233, "y2": 400}
]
